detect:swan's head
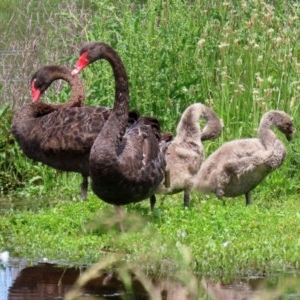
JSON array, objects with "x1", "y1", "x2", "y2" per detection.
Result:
[
  {"x1": 31, "y1": 73, "x2": 49, "y2": 102},
  {"x1": 72, "y1": 42, "x2": 113, "y2": 76},
  {"x1": 267, "y1": 110, "x2": 295, "y2": 141},
  {"x1": 31, "y1": 70, "x2": 45, "y2": 102},
  {"x1": 278, "y1": 119, "x2": 295, "y2": 141},
  {"x1": 201, "y1": 118, "x2": 224, "y2": 141},
  {"x1": 30, "y1": 65, "x2": 72, "y2": 102}
]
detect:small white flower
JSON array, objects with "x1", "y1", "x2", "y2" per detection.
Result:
[
  {"x1": 257, "y1": 55, "x2": 263, "y2": 62},
  {"x1": 238, "y1": 84, "x2": 245, "y2": 92},
  {"x1": 198, "y1": 38, "x2": 206, "y2": 50},
  {"x1": 267, "y1": 28, "x2": 274, "y2": 36},
  {"x1": 0, "y1": 251, "x2": 9, "y2": 263},
  {"x1": 182, "y1": 87, "x2": 188, "y2": 93},
  {"x1": 222, "y1": 241, "x2": 231, "y2": 247},
  {"x1": 218, "y1": 42, "x2": 230, "y2": 49}
]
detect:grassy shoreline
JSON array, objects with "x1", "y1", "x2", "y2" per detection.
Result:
[{"x1": 1, "y1": 189, "x2": 300, "y2": 280}]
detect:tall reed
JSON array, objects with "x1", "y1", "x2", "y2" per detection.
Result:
[{"x1": 76, "y1": 0, "x2": 300, "y2": 140}]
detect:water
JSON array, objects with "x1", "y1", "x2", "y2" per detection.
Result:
[
  {"x1": 1, "y1": 259, "x2": 146, "y2": 300},
  {"x1": 1, "y1": 259, "x2": 300, "y2": 299}
]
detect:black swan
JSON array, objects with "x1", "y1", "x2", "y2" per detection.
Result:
[
  {"x1": 12, "y1": 65, "x2": 114, "y2": 199},
  {"x1": 150, "y1": 103, "x2": 223, "y2": 208},
  {"x1": 193, "y1": 110, "x2": 295, "y2": 205},
  {"x1": 72, "y1": 41, "x2": 168, "y2": 224}
]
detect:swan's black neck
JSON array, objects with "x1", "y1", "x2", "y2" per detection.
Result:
[
  {"x1": 60, "y1": 68, "x2": 85, "y2": 108},
  {"x1": 90, "y1": 43, "x2": 130, "y2": 155},
  {"x1": 32, "y1": 65, "x2": 85, "y2": 108},
  {"x1": 99, "y1": 46, "x2": 129, "y2": 111}
]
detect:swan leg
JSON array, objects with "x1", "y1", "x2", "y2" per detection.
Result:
[
  {"x1": 216, "y1": 187, "x2": 224, "y2": 199},
  {"x1": 80, "y1": 176, "x2": 88, "y2": 200},
  {"x1": 216, "y1": 188, "x2": 226, "y2": 205},
  {"x1": 245, "y1": 191, "x2": 252, "y2": 206},
  {"x1": 150, "y1": 194, "x2": 156, "y2": 211},
  {"x1": 164, "y1": 170, "x2": 170, "y2": 188},
  {"x1": 114, "y1": 205, "x2": 125, "y2": 232},
  {"x1": 183, "y1": 190, "x2": 190, "y2": 207}
]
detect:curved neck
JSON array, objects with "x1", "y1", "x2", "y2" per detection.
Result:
[
  {"x1": 201, "y1": 108, "x2": 222, "y2": 141},
  {"x1": 48, "y1": 67, "x2": 85, "y2": 109},
  {"x1": 101, "y1": 47, "x2": 129, "y2": 112},
  {"x1": 258, "y1": 112, "x2": 278, "y2": 148},
  {"x1": 175, "y1": 103, "x2": 205, "y2": 141},
  {"x1": 62, "y1": 71, "x2": 85, "y2": 108},
  {"x1": 91, "y1": 44, "x2": 129, "y2": 151}
]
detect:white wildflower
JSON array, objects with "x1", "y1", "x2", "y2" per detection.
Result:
[
  {"x1": 218, "y1": 42, "x2": 230, "y2": 49},
  {"x1": 198, "y1": 38, "x2": 205, "y2": 50}
]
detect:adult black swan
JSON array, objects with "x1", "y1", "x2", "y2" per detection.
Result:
[
  {"x1": 72, "y1": 42, "x2": 168, "y2": 226},
  {"x1": 12, "y1": 65, "x2": 113, "y2": 199}
]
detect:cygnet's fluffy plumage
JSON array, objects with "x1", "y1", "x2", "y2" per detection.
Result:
[
  {"x1": 151, "y1": 103, "x2": 223, "y2": 208},
  {"x1": 193, "y1": 110, "x2": 295, "y2": 205}
]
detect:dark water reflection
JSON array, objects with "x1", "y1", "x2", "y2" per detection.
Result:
[
  {"x1": 1, "y1": 260, "x2": 300, "y2": 300},
  {"x1": 1, "y1": 260, "x2": 147, "y2": 300}
]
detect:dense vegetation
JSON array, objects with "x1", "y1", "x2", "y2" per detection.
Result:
[{"x1": 1, "y1": 0, "x2": 300, "y2": 297}]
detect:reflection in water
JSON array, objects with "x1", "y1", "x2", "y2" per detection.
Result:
[
  {"x1": 202, "y1": 275, "x2": 300, "y2": 300},
  {"x1": 9, "y1": 263, "x2": 82, "y2": 300},
  {"x1": 202, "y1": 277, "x2": 265, "y2": 300},
  {"x1": 3, "y1": 261, "x2": 148, "y2": 300},
  {"x1": 0, "y1": 261, "x2": 25, "y2": 300},
  {"x1": 0, "y1": 260, "x2": 300, "y2": 299}
]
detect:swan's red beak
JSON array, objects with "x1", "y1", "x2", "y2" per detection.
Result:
[
  {"x1": 31, "y1": 81, "x2": 41, "y2": 102},
  {"x1": 71, "y1": 52, "x2": 89, "y2": 76}
]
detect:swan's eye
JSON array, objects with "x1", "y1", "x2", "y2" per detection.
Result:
[{"x1": 33, "y1": 80, "x2": 42, "y2": 89}]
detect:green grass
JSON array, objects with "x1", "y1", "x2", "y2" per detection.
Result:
[
  {"x1": 1, "y1": 0, "x2": 300, "y2": 297},
  {"x1": 1, "y1": 190, "x2": 300, "y2": 279},
  {"x1": 72, "y1": 0, "x2": 300, "y2": 136}
]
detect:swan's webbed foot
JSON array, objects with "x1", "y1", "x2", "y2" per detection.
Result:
[
  {"x1": 150, "y1": 194, "x2": 156, "y2": 211},
  {"x1": 164, "y1": 170, "x2": 170, "y2": 188},
  {"x1": 183, "y1": 190, "x2": 190, "y2": 207},
  {"x1": 80, "y1": 176, "x2": 88, "y2": 200},
  {"x1": 245, "y1": 191, "x2": 252, "y2": 206}
]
